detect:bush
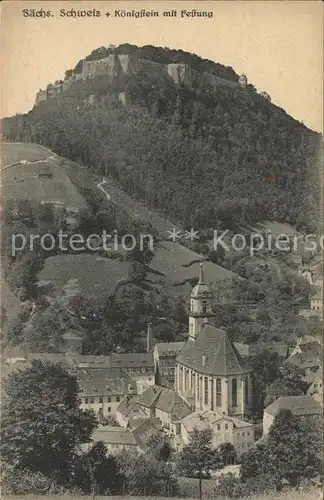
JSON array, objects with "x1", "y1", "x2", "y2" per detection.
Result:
[{"x1": 1, "y1": 464, "x2": 55, "y2": 495}]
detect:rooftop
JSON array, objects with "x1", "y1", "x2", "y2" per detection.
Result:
[
  {"x1": 181, "y1": 409, "x2": 253, "y2": 433},
  {"x1": 155, "y1": 387, "x2": 192, "y2": 421},
  {"x1": 91, "y1": 427, "x2": 137, "y2": 446},
  {"x1": 137, "y1": 385, "x2": 163, "y2": 408},
  {"x1": 264, "y1": 395, "x2": 322, "y2": 417},
  {"x1": 76, "y1": 367, "x2": 136, "y2": 396},
  {"x1": 116, "y1": 395, "x2": 140, "y2": 419},
  {"x1": 155, "y1": 341, "x2": 186, "y2": 356},
  {"x1": 71, "y1": 352, "x2": 154, "y2": 369},
  {"x1": 177, "y1": 324, "x2": 249, "y2": 376}
]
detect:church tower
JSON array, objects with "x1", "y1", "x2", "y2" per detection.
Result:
[{"x1": 188, "y1": 263, "x2": 215, "y2": 341}]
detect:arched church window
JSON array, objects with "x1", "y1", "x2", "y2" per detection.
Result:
[
  {"x1": 232, "y1": 378, "x2": 237, "y2": 407},
  {"x1": 204, "y1": 376, "x2": 208, "y2": 404},
  {"x1": 216, "y1": 378, "x2": 222, "y2": 407},
  {"x1": 202, "y1": 301, "x2": 207, "y2": 314},
  {"x1": 244, "y1": 377, "x2": 249, "y2": 404}
]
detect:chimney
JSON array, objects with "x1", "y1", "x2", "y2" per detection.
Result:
[{"x1": 147, "y1": 322, "x2": 153, "y2": 353}]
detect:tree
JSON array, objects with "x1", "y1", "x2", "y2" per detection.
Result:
[
  {"x1": 147, "y1": 433, "x2": 172, "y2": 461},
  {"x1": 117, "y1": 449, "x2": 178, "y2": 496},
  {"x1": 264, "y1": 365, "x2": 307, "y2": 407},
  {"x1": 242, "y1": 409, "x2": 322, "y2": 489},
  {"x1": 218, "y1": 442, "x2": 237, "y2": 466},
  {"x1": 73, "y1": 441, "x2": 124, "y2": 496},
  {"x1": 250, "y1": 350, "x2": 282, "y2": 414},
  {"x1": 240, "y1": 446, "x2": 266, "y2": 481},
  {"x1": 264, "y1": 410, "x2": 322, "y2": 487},
  {"x1": 177, "y1": 428, "x2": 221, "y2": 500},
  {"x1": 1, "y1": 360, "x2": 97, "y2": 487}
]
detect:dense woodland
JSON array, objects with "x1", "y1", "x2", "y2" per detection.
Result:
[{"x1": 2, "y1": 45, "x2": 322, "y2": 232}]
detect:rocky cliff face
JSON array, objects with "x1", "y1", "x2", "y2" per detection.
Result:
[{"x1": 80, "y1": 53, "x2": 240, "y2": 90}]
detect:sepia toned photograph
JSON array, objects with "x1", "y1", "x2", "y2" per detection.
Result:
[{"x1": 0, "y1": 1, "x2": 323, "y2": 499}]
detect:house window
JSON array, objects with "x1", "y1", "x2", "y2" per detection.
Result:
[
  {"x1": 202, "y1": 301, "x2": 207, "y2": 314},
  {"x1": 225, "y1": 424, "x2": 228, "y2": 430},
  {"x1": 216, "y1": 378, "x2": 222, "y2": 407},
  {"x1": 204, "y1": 377, "x2": 208, "y2": 404},
  {"x1": 242, "y1": 432, "x2": 245, "y2": 437},
  {"x1": 90, "y1": 398, "x2": 94, "y2": 404},
  {"x1": 217, "y1": 424, "x2": 221, "y2": 431},
  {"x1": 108, "y1": 407, "x2": 111, "y2": 413},
  {"x1": 85, "y1": 398, "x2": 89, "y2": 404},
  {"x1": 108, "y1": 396, "x2": 112, "y2": 402},
  {"x1": 116, "y1": 396, "x2": 120, "y2": 402},
  {"x1": 232, "y1": 378, "x2": 237, "y2": 407},
  {"x1": 99, "y1": 397, "x2": 103, "y2": 404}
]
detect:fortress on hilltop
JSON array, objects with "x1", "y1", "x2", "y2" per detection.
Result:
[{"x1": 34, "y1": 46, "x2": 272, "y2": 106}]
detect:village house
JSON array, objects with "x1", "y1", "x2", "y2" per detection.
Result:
[
  {"x1": 83, "y1": 418, "x2": 162, "y2": 455},
  {"x1": 310, "y1": 290, "x2": 323, "y2": 312},
  {"x1": 180, "y1": 410, "x2": 255, "y2": 458},
  {"x1": 135, "y1": 385, "x2": 192, "y2": 437},
  {"x1": 307, "y1": 366, "x2": 323, "y2": 404},
  {"x1": 262, "y1": 395, "x2": 322, "y2": 436},
  {"x1": 70, "y1": 351, "x2": 155, "y2": 394},
  {"x1": 116, "y1": 395, "x2": 142, "y2": 427},
  {"x1": 284, "y1": 341, "x2": 323, "y2": 376},
  {"x1": 153, "y1": 341, "x2": 185, "y2": 388},
  {"x1": 77, "y1": 367, "x2": 137, "y2": 417}
]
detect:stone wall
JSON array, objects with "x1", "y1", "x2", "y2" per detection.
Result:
[{"x1": 35, "y1": 53, "x2": 248, "y2": 106}]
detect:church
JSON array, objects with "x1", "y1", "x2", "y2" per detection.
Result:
[{"x1": 156, "y1": 262, "x2": 253, "y2": 418}]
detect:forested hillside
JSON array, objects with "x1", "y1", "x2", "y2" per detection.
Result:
[{"x1": 2, "y1": 45, "x2": 322, "y2": 232}]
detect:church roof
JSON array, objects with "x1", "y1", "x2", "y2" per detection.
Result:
[{"x1": 176, "y1": 324, "x2": 249, "y2": 376}]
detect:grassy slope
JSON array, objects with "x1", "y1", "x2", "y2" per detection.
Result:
[
  {"x1": 1, "y1": 144, "x2": 87, "y2": 209},
  {"x1": 38, "y1": 241, "x2": 236, "y2": 301},
  {"x1": 1, "y1": 142, "x2": 51, "y2": 165}
]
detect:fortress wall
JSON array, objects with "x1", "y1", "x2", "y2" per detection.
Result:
[
  {"x1": 82, "y1": 54, "x2": 118, "y2": 80},
  {"x1": 138, "y1": 58, "x2": 167, "y2": 78},
  {"x1": 35, "y1": 53, "x2": 242, "y2": 105},
  {"x1": 118, "y1": 54, "x2": 132, "y2": 74},
  {"x1": 167, "y1": 63, "x2": 181, "y2": 84}
]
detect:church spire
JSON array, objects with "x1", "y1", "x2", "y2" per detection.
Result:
[{"x1": 198, "y1": 260, "x2": 205, "y2": 285}]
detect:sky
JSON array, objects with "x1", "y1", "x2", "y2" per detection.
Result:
[{"x1": 1, "y1": 0, "x2": 323, "y2": 132}]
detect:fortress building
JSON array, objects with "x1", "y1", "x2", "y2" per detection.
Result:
[
  {"x1": 238, "y1": 74, "x2": 248, "y2": 88},
  {"x1": 260, "y1": 91, "x2": 271, "y2": 102},
  {"x1": 35, "y1": 48, "x2": 253, "y2": 107}
]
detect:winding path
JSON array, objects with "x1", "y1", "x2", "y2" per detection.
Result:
[{"x1": 96, "y1": 178, "x2": 111, "y2": 200}]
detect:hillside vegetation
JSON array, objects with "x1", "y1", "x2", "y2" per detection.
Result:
[{"x1": 2, "y1": 44, "x2": 322, "y2": 233}]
